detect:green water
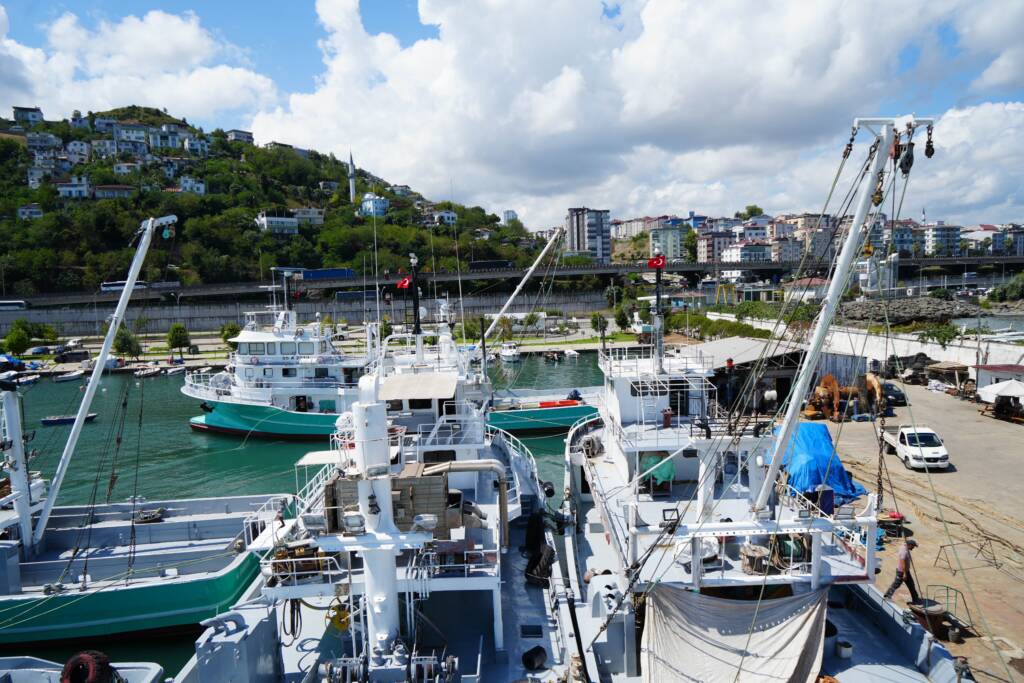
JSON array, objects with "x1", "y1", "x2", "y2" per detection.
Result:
[{"x1": 13, "y1": 351, "x2": 603, "y2": 673}]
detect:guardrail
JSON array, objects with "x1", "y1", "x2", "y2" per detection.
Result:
[{"x1": 243, "y1": 495, "x2": 295, "y2": 547}]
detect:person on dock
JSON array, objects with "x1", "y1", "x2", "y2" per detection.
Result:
[{"x1": 884, "y1": 538, "x2": 920, "y2": 604}]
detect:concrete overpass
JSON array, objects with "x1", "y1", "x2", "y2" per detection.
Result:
[{"x1": 19, "y1": 255, "x2": 1024, "y2": 308}]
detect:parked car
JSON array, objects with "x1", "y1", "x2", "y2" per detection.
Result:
[
  {"x1": 26, "y1": 346, "x2": 50, "y2": 355},
  {"x1": 876, "y1": 424, "x2": 950, "y2": 470},
  {"x1": 882, "y1": 382, "x2": 908, "y2": 406}
]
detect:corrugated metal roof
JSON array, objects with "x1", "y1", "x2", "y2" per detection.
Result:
[{"x1": 685, "y1": 336, "x2": 803, "y2": 369}]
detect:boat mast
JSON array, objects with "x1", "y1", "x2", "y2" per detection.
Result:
[
  {"x1": 31, "y1": 216, "x2": 176, "y2": 548},
  {"x1": 1, "y1": 387, "x2": 33, "y2": 556},
  {"x1": 753, "y1": 119, "x2": 927, "y2": 512},
  {"x1": 483, "y1": 227, "x2": 563, "y2": 340},
  {"x1": 410, "y1": 253, "x2": 424, "y2": 363}
]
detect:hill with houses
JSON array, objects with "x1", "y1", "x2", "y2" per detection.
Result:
[{"x1": 0, "y1": 105, "x2": 537, "y2": 296}]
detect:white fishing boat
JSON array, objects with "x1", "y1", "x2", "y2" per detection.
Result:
[
  {"x1": 133, "y1": 365, "x2": 162, "y2": 378},
  {"x1": 557, "y1": 117, "x2": 968, "y2": 681},
  {"x1": 498, "y1": 341, "x2": 521, "y2": 362},
  {"x1": 0, "y1": 217, "x2": 288, "y2": 644},
  {"x1": 164, "y1": 365, "x2": 186, "y2": 375},
  {"x1": 173, "y1": 269, "x2": 571, "y2": 681},
  {"x1": 13, "y1": 374, "x2": 39, "y2": 386},
  {"x1": 53, "y1": 369, "x2": 86, "y2": 383}
]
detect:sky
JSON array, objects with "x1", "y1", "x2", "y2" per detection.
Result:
[{"x1": 1, "y1": 0, "x2": 1023, "y2": 228}]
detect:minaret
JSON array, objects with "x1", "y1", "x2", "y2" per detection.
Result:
[{"x1": 348, "y1": 150, "x2": 357, "y2": 204}]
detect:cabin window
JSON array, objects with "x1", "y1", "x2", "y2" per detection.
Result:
[
  {"x1": 280, "y1": 342, "x2": 296, "y2": 355},
  {"x1": 298, "y1": 342, "x2": 315, "y2": 355},
  {"x1": 424, "y1": 450, "x2": 456, "y2": 464},
  {"x1": 320, "y1": 341, "x2": 329, "y2": 353},
  {"x1": 244, "y1": 368, "x2": 254, "y2": 379},
  {"x1": 387, "y1": 399, "x2": 404, "y2": 411},
  {"x1": 249, "y1": 342, "x2": 266, "y2": 355},
  {"x1": 630, "y1": 382, "x2": 667, "y2": 397},
  {"x1": 409, "y1": 398, "x2": 433, "y2": 410},
  {"x1": 266, "y1": 342, "x2": 277, "y2": 355},
  {"x1": 237, "y1": 342, "x2": 249, "y2": 355},
  {"x1": 282, "y1": 368, "x2": 297, "y2": 378},
  {"x1": 314, "y1": 367, "x2": 329, "y2": 379},
  {"x1": 263, "y1": 368, "x2": 273, "y2": 378}
]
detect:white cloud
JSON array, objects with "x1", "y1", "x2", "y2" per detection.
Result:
[
  {"x1": 0, "y1": 7, "x2": 276, "y2": 124},
  {"x1": 250, "y1": 0, "x2": 1023, "y2": 227}
]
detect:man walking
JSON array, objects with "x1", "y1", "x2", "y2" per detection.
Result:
[{"x1": 884, "y1": 538, "x2": 920, "y2": 604}]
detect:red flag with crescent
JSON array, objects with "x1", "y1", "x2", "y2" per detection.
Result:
[
  {"x1": 396, "y1": 276, "x2": 412, "y2": 289},
  {"x1": 648, "y1": 254, "x2": 666, "y2": 269}
]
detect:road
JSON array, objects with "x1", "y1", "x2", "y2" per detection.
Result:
[
  {"x1": 826, "y1": 384, "x2": 1024, "y2": 681},
  {"x1": 19, "y1": 254, "x2": 1024, "y2": 308}
]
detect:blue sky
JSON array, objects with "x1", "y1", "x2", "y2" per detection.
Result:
[
  {"x1": 1, "y1": 1, "x2": 1022, "y2": 225},
  {"x1": 3, "y1": 0, "x2": 439, "y2": 95}
]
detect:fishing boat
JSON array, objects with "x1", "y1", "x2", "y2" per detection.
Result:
[
  {"x1": 196, "y1": 365, "x2": 213, "y2": 374},
  {"x1": 41, "y1": 412, "x2": 97, "y2": 426},
  {"x1": 164, "y1": 365, "x2": 186, "y2": 375},
  {"x1": 557, "y1": 117, "x2": 966, "y2": 681},
  {"x1": 174, "y1": 359, "x2": 569, "y2": 681},
  {"x1": 0, "y1": 217, "x2": 288, "y2": 644},
  {"x1": 183, "y1": 231, "x2": 568, "y2": 439},
  {"x1": 488, "y1": 386, "x2": 600, "y2": 431},
  {"x1": 53, "y1": 369, "x2": 85, "y2": 383},
  {"x1": 13, "y1": 374, "x2": 39, "y2": 386},
  {"x1": 498, "y1": 341, "x2": 521, "y2": 362},
  {"x1": 133, "y1": 365, "x2": 162, "y2": 378}
]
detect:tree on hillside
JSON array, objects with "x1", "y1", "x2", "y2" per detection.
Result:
[
  {"x1": 3, "y1": 328, "x2": 30, "y2": 356},
  {"x1": 614, "y1": 306, "x2": 630, "y2": 331},
  {"x1": 167, "y1": 323, "x2": 191, "y2": 359},
  {"x1": 736, "y1": 204, "x2": 765, "y2": 220},
  {"x1": 113, "y1": 325, "x2": 142, "y2": 360},
  {"x1": 683, "y1": 230, "x2": 698, "y2": 261},
  {"x1": 219, "y1": 322, "x2": 241, "y2": 349}
]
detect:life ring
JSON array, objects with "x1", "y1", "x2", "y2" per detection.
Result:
[
  {"x1": 250, "y1": 356, "x2": 259, "y2": 365},
  {"x1": 296, "y1": 329, "x2": 305, "y2": 337}
]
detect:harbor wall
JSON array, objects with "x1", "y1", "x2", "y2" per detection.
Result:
[
  {"x1": 705, "y1": 312, "x2": 1024, "y2": 375},
  {"x1": 0, "y1": 291, "x2": 607, "y2": 336}
]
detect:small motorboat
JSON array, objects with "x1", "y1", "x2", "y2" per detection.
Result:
[
  {"x1": 565, "y1": 349, "x2": 579, "y2": 359},
  {"x1": 499, "y1": 342, "x2": 521, "y2": 362},
  {"x1": 544, "y1": 350, "x2": 564, "y2": 363},
  {"x1": 42, "y1": 413, "x2": 98, "y2": 426},
  {"x1": 165, "y1": 366, "x2": 186, "y2": 376},
  {"x1": 54, "y1": 369, "x2": 86, "y2": 383},
  {"x1": 197, "y1": 366, "x2": 213, "y2": 374},
  {"x1": 134, "y1": 366, "x2": 162, "y2": 378},
  {"x1": 15, "y1": 374, "x2": 39, "y2": 386}
]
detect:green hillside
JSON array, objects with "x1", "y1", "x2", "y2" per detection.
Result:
[{"x1": 0, "y1": 108, "x2": 538, "y2": 295}]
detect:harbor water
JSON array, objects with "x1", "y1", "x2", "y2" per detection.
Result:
[{"x1": 10, "y1": 351, "x2": 603, "y2": 673}]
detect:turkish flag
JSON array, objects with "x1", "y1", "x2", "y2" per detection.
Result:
[
  {"x1": 648, "y1": 254, "x2": 666, "y2": 269},
  {"x1": 396, "y1": 276, "x2": 412, "y2": 289}
]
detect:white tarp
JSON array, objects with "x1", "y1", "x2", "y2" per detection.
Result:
[
  {"x1": 977, "y1": 379, "x2": 1024, "y2": 403},
  {"x1": 642, "y1": 586, "x2": 827, "y2": 682},
  {"x1": 379, "y1": 372, "x2": 458, "y2": 401}
]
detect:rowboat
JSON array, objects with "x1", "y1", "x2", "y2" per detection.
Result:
[
  {"x1": 41, "y1": 413, "x2": 97, "y2": 426},
  {"x1": 54, "y1": 369, "x2": 85, "y2": 383}
]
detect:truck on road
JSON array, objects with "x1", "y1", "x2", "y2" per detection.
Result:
[{"x1": 876, "y1": 424, "x2": 950, "y2": 470}]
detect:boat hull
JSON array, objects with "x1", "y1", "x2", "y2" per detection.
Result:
[
  {"x1": 0, "y1": 553, "x2": 258, "y2": 644},
  {"x1": 487, "y1": 404, "x2": 597, "y2": 431},
  {"x1": 190, "y1": 401, "x2": 338, "y2": 439}
]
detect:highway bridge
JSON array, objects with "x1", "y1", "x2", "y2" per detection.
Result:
[{"x1": 19, "y1": 255, "x2": 1024, "y2": 308}]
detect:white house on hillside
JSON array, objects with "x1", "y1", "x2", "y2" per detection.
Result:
[
  {"x1": 17, "y1": 203, "x2": 44, "y2": 220},
  {"x1": 55, "y1": 175, "x2": 90, "y2": 199},
  {"x1": 291, "y1": 207, "x2": 325, "y2": 226},
  {"x1": 179, "y1": 175, "x2": 206, "y2": 195},
  {"x1": 12, "y1": 106, "x2": 43, "y2": 125},
  {"x1": 255, "y1": 211, "x2": 299, "y2": 235},
  {"x1": 65, "y1": 140, "x2": 90, "y2": 164},
  {"x1": 91, "y1": 139, "x2": 117, "y2": 158},
  {"x1": 432, "y1": 209, "x2": 457, "y2": 226},
  {"x1": 226, "y1": 129, "x2": 254, "y2": 144}
]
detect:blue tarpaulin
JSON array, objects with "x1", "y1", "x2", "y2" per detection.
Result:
[{"x1": 771, "y1": 423, "x2": 866, "y2": 504}]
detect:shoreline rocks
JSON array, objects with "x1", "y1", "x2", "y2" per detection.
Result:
[{"x1": 838, "y1": 297, "x2": 988, "y2": 326}]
